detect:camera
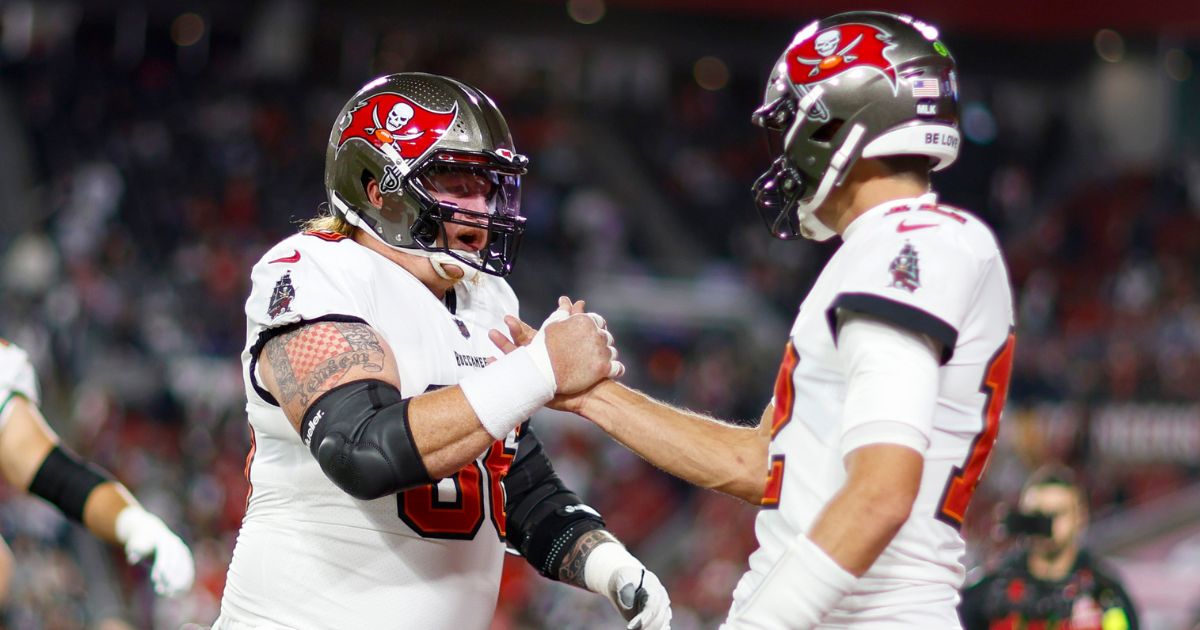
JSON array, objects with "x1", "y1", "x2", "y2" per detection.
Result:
[{"x1": 1004, "y1": 510, "x2": 1054, "y2": 537}]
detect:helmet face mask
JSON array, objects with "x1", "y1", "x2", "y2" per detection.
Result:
[
  {"x1": 752, "y1": 11, "x2": 962, "y2": 241},
  {"x1": 406, "y1": 160, "x2": 524, "y2": 276},
  {"x1": 325, "y1": 73, "x2": 529, "y2": 276}
]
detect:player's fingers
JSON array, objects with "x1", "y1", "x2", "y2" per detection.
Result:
[
  {"x1": 557, "y1": 296, "x2": 572, "y2": 312},
  {"x1": 505, "y1": 315, "x2": 536, "y2": 344},
  {"x1": 634, "y1": 604, "x2": 669, "y2": 630},
  {"x1": 609, "y1": 360, "x2": 625, "y2": 379},
  {"x1": 586, "y1": 312, "x2": 608, "y2": 331},
  {"x1": 489, "y1": 329, "x2": 517, "y2": 354}
]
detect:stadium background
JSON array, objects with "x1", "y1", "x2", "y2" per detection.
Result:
[{"x1": 0, "y1": 0, "x2": 1198, "y2": 628}]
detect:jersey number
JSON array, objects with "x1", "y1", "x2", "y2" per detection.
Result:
[
  {"x1": 762, "y1": 342, "x2": 799, "y2": 508},
  {"x1": 936, "y1": 332, "x2": 1016, "y2": 529},
  {"x1": 397, "y1": 432, "x2": 518, "y2": 541}
]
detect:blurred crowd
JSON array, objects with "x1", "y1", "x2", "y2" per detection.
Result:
[{"x1": 0, "y1": 4, "x2": 1197, "y2": 628}]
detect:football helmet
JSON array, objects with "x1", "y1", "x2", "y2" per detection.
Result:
[
  {"x1": 752, "y1": 11, "x2": 961, "y2": 241},
  {"x1": 325, "y1": 72, "x2": 529, "y2": 276}
]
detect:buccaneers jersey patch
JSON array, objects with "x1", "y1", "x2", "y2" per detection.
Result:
[
  {"x1": 889, "y1": 242, "x2": 921, "y2": 292},
  {"x1": 267, "y1": 272, "x2": 296, "y2": 318}
]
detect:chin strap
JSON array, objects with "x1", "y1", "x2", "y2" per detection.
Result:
[
  {"x1": 403, "y1": 248, "x2": 483, "y2": 285},
  {"x1": 333, "y1": 195, "x2": 481, "y2": 285},
  {"x1": 792, "y1": 123, "x2": 867, "y2": 242}
]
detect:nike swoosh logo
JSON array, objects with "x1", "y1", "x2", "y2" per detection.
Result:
[
  {"x1": 269, "y1": 250, "x2": 301, "y2": 264},
  {"x1": 897, "y1": 221, "x2": 938, "y2": 233}
]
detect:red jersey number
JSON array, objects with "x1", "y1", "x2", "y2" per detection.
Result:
[
  {"x1": 397, "y1": 439, "x2": 516, "y2": 540},
  {"x1": 936, "y1": 332, "x2": 1016, "y2": 529},
  {"x1": 762, "y1": 342, "x2": 800, "y2": 507}
]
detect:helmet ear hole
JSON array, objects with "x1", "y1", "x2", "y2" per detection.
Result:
[{"x1": 812, "y1": 119, "x2": 844, "y2": 143}]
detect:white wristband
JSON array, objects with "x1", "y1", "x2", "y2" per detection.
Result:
[
  {"x1": 526, "y1": 315, "x2": 560, "y2": 388},
  {"x1": 726, "y1": 534, "x2": 856, "y2": 629},
  {"x1": 459, "y1": 346, "x2": 556, "y2": 440},
  {"x1": 583, "y1": 541, "x2": 643, "y2": 595}
]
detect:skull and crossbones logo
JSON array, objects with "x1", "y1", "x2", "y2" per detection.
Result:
[
  {"x1": 795, "y1": 28, "x2": 865, "y2": 77},
  {"x1": 386, "y1": 103, "x2": 414, "y2": 131},
  {"x1": 365, "y1": 102, "x2": 424, "y2": 143}
]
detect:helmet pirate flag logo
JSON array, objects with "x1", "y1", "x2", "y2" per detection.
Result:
[
  {"x1": 787, "y1": 23, "x2": 899, "y2": 91},
  {"x1": 338, "y1": 93, "x2": 457, "y2": 164}
]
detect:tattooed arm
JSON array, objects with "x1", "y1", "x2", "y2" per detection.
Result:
[
  {"x1": 501, "y1": 424, "x2": 672, "y2": 627},
  {"x1": 557, "y1": 529, "x2": 619, "y2": 587},
  {"x1": 562, "y1": 529, "x2": 673, "y2": 628},
  {"x1": 257, "y1": 321, "x2": 497, "y2": 479}
]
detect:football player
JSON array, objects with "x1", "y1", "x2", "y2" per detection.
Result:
[
  {"x1": 0, "y1": 339, "x2": 195, "y2": 598},
  {"x1": 214, "y1": 73, "x2": 670, "y2": 630},
  {"x1": 497, "y1": 11, "x2": 1015, "y2": 629}
]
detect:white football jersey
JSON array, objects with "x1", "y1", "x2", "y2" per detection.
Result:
[
  {"x1": 731, "y1": 193, "x2": 1015, "y2": 627},
  {"x1": 218, "y1": 230, "x2": 521, "y2": 630},
  {"x1": 0, "y1": 338, "x2": 39, "y2": 429}
]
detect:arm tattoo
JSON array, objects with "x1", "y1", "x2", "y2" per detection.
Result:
[
  {"x1": 558, "y1": 529, "x2": 618, "y2": 588},
  {"x1": 263, "y1": 322, "x2": 387, "y2": 419}
]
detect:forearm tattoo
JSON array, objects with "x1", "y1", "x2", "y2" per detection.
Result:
[
  {"x1": 263, "y1": 322, "x2": 386, "y2": 419},
  {"x1": 558, "y1": 528, "x2": 619, "y2": 588}
]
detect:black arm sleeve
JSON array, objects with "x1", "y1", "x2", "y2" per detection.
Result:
[
  {"x1": 504, "y1": 423, "x2": 606, "y2": 580},
  {"x1": 301, "y1": 379, "x2": 432, "y2": 501},
  {"x1": 28, "y1": 446, "x2": 112, "y2": 523}
]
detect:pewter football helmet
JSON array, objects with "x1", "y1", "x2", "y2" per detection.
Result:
[
  {"x1": 325, "y1": 73, "x2": 528, "y2": 275},
  {"x1": 752, "y1": 11, "x2": 961, "y2": 241}
]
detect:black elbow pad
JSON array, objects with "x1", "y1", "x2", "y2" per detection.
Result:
[{"x1": 301, "y1": 379, "x2": 431, "y2": 500}]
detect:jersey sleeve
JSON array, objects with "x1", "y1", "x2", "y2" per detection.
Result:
[
  {"x1": 0, "y1": 340, "x2": 40, "y2": 424},
  {"x1": 837, "y1": 315, "x2": 939, "y2": 455},
  {"x1": 826, "y1": 222, "x2": 986, "y2": 364},
  {"x1": 244, "y1": 237, "x2": 369, "y2": 405}
]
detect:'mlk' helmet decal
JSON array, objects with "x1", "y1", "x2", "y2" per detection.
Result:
[
  {"x1": 337, "y1": 93, "x2": 458, "y2": 163},
  {"x1": 787, "y1": 23, "x2": 898, "y2": 92}
]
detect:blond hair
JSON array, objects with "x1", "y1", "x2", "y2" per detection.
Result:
[{"x1": 300, "y1": 210, "x2": 357, "y2": 237}]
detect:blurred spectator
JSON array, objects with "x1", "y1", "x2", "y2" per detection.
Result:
[{"x1": 960, "y1": 465, "x2": 1138, "y2": 630}]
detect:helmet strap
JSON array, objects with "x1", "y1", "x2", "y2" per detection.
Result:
[
  {"x1": 333, "y1": 194, "x2": 481, "y2": 285},
  {"x1": 402, "y1": 248, "x2": 482, "y2": 285}
]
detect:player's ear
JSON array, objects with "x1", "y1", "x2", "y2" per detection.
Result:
[{"x1": 365, "y1": 178, "x2": 383, "y2": 208}]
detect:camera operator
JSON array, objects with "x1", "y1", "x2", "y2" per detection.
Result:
[{"x1": 960, "y1": 465, "x2": 1138, "y2": 630}]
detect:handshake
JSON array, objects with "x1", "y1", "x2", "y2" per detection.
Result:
[{"x1": 488, "y1": 296, "x2": 625, "y2": 408}]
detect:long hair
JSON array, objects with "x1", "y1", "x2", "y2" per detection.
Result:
[{"x1": 300, "y1": 203, "x2": 356, "y2": 237}]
